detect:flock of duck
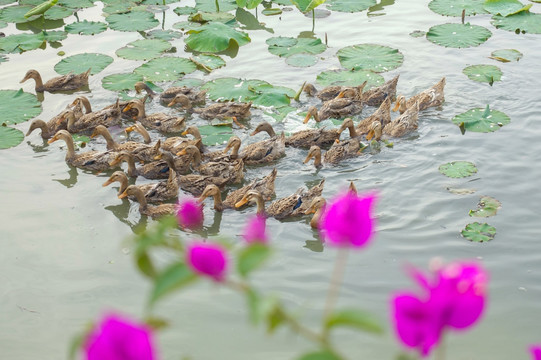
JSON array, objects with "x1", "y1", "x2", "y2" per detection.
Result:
[{"x1": 22, "y1": 68, "x2": 446, "y2": 228}]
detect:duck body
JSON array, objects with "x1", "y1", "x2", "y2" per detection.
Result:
[
  {"x1": 110, "y1": 151, "x2": 174, "y2": 179},
  {"x1": 223, "y1": 168, "x2": 278, "y2": 209},
  {"x1": 291, "y1": 179, "x2": 325, "y2": 217},
  {"x1": 395, "y1": 77, "x2": 445, "y2": 114},
  {"x1": 356, "y1": 97, "x2": 392, "y2": 135},
  {"x1": 235, "y1": 188, "x2": 304, "y2": 220},
  {"x1": 240, "y1": 133, "x2": 286, "y2": 165},
  {"x1": 103, "y1": 170, "x2": 179, "y2": 204},
  {"x1": 20, "y1": 69, "x2": 91, "y2": 92},
  {"x1": 304, "y1": 196, "x2": 326, "y2": 229},
  {"x1": 65, "y1": 100, "x2": 122, "y2": 135},
  {"x1": 179, "y1": 145, "x2": 245, "y2": 185},
  {"x1": 287, "y1": 117, "x2": 357, "y2": 149},
  {"x1": 193, "y1": 102, "x2": 251, "y2": 120},
  {"x1": 319, "y1": 97, "x2": 363, "y2": 121},
  {"x1": 119, "y1": 185, "x2": 177, "y2": 219},
  {"x1": 362, "y1": 75, "x2": 399, "y2": 107},
  {"x1": 123, "y1": 100, "x2": 185, "y2": 133},
  {"x1": 178, "y1": 174, "x2": 229, "y2": 197},
  {"x1": 91, "y1": 125, "x2": 161, "y2": 163},
  {"x1": 160, "y1": 86, "x2": 206, "y2": 105},
  {"x1": 384, "y1": 101, "x2": 420, "y2": 137}
]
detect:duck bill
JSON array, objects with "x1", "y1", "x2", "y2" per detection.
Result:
[
  {"x1": 181, "y1": 130, "x2": 188, "y2": 136},
  {"x1": 303, "y1": 112, "x2": 312, "y2": 124},
  {"x1": 102, "y1": 178, "x2": 114, "y2": 187},
  {"x1": 304, "y1": 206, "x2": 316, "y2": 215},
  {"x1": 303, "y1": 154, "x2": 313, "y2": 164},
  {"x1": 154, "y1": 153, "x2": 163, "y2": 160},
  {"x1": 167, "y1": 100, "x2": 175, "y2": 107},
  {"x1": 90, "y1": 130, "x2": 98, "y2": 139},
  {"x1": 234, "y1": 198, "x2": 248, "y2": 208},
  {"x1": 392, "y1": 99, "x2": 401, "y2": 112},
  {"x1": 122, "y1": 103, "x2": 133, "y2": 113},
  {"x1": 176, "y1": 148, "x2": 187, "y2": 156},
  {"x1": 337, "y1": 91, "x2": 346, "y2": 99},
  {"x1": 125, "y1": 126, "x2": 135, "y2": 133},
  {"x1": 47, "y1": 136, "x2": 58, "y2": 144},
  {"x1": 118, "y1": 190, "x2": 128, "y2": 199},
  {"x1": 366, "y1": 129, "x2": 375, "y2": 141},
  {"x1": 19, "y1": 74, "x2": 31, "y2": 83}
]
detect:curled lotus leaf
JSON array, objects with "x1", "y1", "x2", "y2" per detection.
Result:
[
  {"x1": 469, "y1": 196, "x2": 501, "y2": 217},
  {"x1": 461, "y1": 222, "x2": 496, "y2": 242},
  {"x1": 489, "y1": 49, "x2": 523, "y2": 62},
  {"x1": 0, "y1": 126, "x2": 24, "y2": 149},
  {"x1": 194, "y1": 0, "x2": 237, "y2": 12},
  {"x1": 491, "y1": 11, "x2": 541, "y2": 34},
  {"x1": 106, "y1": 11, "x2": 159, "y2": 32},
  {"x1": 134, "y1": 57, "x2": 197, "y2": 81},
  {"x1": 268, "y1": 37, "x2": 326, "y2": 57},
  {"x1": 426, "y1": 23, "x2": 492, "y2": 48},
  {"x1": 172, "y1": 21, "x2": 202, "y2": 31},
  {"x1": 0, "y1": 33, "x2": 44, "y2": 53},
  {"x1": 462, "y1": 64, "x2": 502, "y2": 85},
  {"x1": 484, "y1": 0, "x2": 531, "y2": 16},
  {"x1": 428, "y1": 0, "x2": 488, "y2": 16},
  {"x1": 116, "y1": 39, "x2": 172, "y2": 61},
  {"x1": 316, "y1": 69, "x2": 384, "y2": 88},
  {"x1": 337, "y1": 44, "x2": 403, "y2": 72},
  {"x1": 438, "y1": 161, "x2": 478, "y2": 178},
  {"x1": 262, "y1": 8, "x2": 282, "y2": 15},
  {"x1": 326, "y1": 0, "x2": 376, "y2": 12},
  {"x1": 65, "y1": 20, "x2": 108, "y2": 35},
  {"x1": 452, "y1": 105, "x2": 510, "y2": 133},
  {"x1": 185, "y1": 22, "x2": 250, "y2": 53},
  {"x1": 54, "y1": 53, "x2": 113, "y2": 75},
  {"x1": 101, "y1": 72, "x2": 144, "y2": 92},
  {"x1": 0, "y1": 89, "x2": 42, "y2": 125}
]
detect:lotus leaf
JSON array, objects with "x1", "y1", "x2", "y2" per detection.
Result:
[
  {"x1": 147, "y1": 29, "x2": 182, "y2": 41},
  {"x1": 410, "y1": 30, "x2": 427, "y2": 37},
  {"x1": 461, "y1": 222, "x2": 496, "y2": 242},
  {"x1": 262, "y1": 8, "x2": 282, "y2": 15},
  {"x1": 452, "y1": 105, "x2": 510, "y2": 132},
  {"x1": 134, "y1": 57, "x2": 197, "y2": 81},
  {"x1": 189, "y1": 11, "x2": 236, "y2": 24},
  {"x1": 203, "y1": 77, "x2": 270, "y2": 101},
  {"x1": 40, "y1": 30, "x2": 67, "y2": 42},
  {"x1": 291, "y1": 0, "x2": 326, "y2": 12},
  {"x1": 45, "y1": 6, "x2": 74, "y2": 20},
  {"x1": 463, "y1": 64, "x2": 502, "y2": 85},
  {"x1": 185, "y1": 22, "x2": 250, "y2": 53},
  {"x1": 491, "y1": 12, "x2": 541, "y2": 34},
  {"x1": 326, "y1": 0, "x2": 376, "y2": 12},
  {"x1": 172, "y1": 21, "x2": 202, "y2": 31},
  {"x1": 438, "y1": 161, "x2": 478, "y2": 178},
  {"x1": 316, "y1": 69, "x2": 384, "y2": 88},
  {"x1": 54, "y1": 53, "x2": 113, "y2": 75},
  {"x1": 194, "y1": 0, "x2": 237, "y2": 12},
  {"x1": 17, "y1": 17, "x2": 65, "y2": 31},
  {"x1": 489, "y1": 49, "x2": 522, "y2": 62},
  {"x1": 142, "y1": 0, "x2": 177, "y2": 4},
  {"x1": 469, "y1": 196, "x2": 501, "y2": 217},
  {"x1": 268, "y1": 37, "x2": 326, "y2": 57},
  {"x1": 266, "y1": 36, "x2": 297, "y2": 47},
  {"x1": 172, "y1": 78, "x2": 205, "y2": 88},
  {"x1": 101, "y1": 73, "x2": 144, "y2": 92},
  {"x1": 428, "y1": 0, "x2": 487, "y2": 16},
  {"x1": 0, "y1": 89, "x2": 42, "y2": 125},
  {"x1": 174, "y1": 6, "x2": 197, "y2": 15},
  {"x1": 106, "y1": 11, "x2": 159, "y2": 32},
  {"x1": 337, "y1": 44, "x2": 403, "y2": 73},
  {"x1": 116, "y1": 39, "x2": 171, "y2": 61},
  {"x1": 0, "y1": 20, "x2": 6, "y2": 28},
  {"x1": 236, "y1": 0, "x2": 264, "y2": 9},
  {"x1": 235, "y1": 7, "x2": 274, "y2": 31},
  {"x1": 191, "y1": 54, "x2": 226, "y2": 70},
  {"x1": 264, "y1": 105, "x2": 295, "y2": 122},
  {"x1": 272, "y1": 0, "x2": 292, "y2": 4},
  {"x1": 0, "y1": 5, "x2": 40, "y2": 23},
  {"x1": 102, "y1": 1, "x2": 136, "y2": 14},
  {"x1": 286, "y1": 53, "x2": 318, "y2": 67},
  {"x1": 484, "y1": 0, "x2": 531, "y2": 16},
  {"x1": 0, "y1": 33, "x2": 44, "y2": 53},
  {"x1": 0, "y1": 0, "x2": 15, "y2": 5},
  {"x1": 198, "y1": 125, "x2": 233, "y2": 146},
  {"x1": 426, "y1": 23, "x2": 492, "y2": 48},
  {"x1": 249, "y1": 85, "x2": 295, "y2": 107},
  {"x1": 19, "y1": 0, "x2": 42, "y2": 5},
  {"x1": 57, "y1": 0, "x2": 94, "y2": 9},
  {"x1": 0, "y1": 126, "x2": 24, "y2": 149},
  {"x1": 65, "y1": 20, "x2": 107, "y2": 35}
]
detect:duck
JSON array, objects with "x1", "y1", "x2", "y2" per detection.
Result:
[
  {"x1": 177, "y1": 145, "x2": 244, "y2": 184},
  {"x1": 286, "y1": 117, "x2": 358, "y2": 149},
  {"x1": 26, "y1": 114, "x2": 67, "y2": 139},
  {"x1": 234, "y1": 189, "x2": 304, "y2": 219},
  {"x1": 90, "y1": 125, "x2": 161, "y2": 163},
  {"x1": 365, "y1": 121, "x2": 383, "y2": 141},
  {"x1": 63, "y1": 101, "x2": 122, "y2": 134},
  {"x1": 303, "y1": 83, "x2": 365, "y2": 102},
  {"x1": 393, "y1": 77, "x2": 445, "y2": 114},
  {"x1": 110, "y1": 149, "x2": 177, "y2": 179},
  {"x1": 384, "y1": 101, "x2": 420, "y2": 137},
  {"x1": 304, "y1": 139, "x2": 364, "y2": 167},
  {"x1": 118, "y1": 185, "x2": 177, "y2": 220},
  {"x1": 292, "y1": 179, "x2": 325, "y2": 216},
  {"x1": 168, "y1": 95, "x2": 252, "y2": 120},
  {"x1": 155, "y1": 85, "x2": 207, "y2": 105},
  {"x1": 20, "y1": 68, "x2": 91, "y2": 93},
  {"x1": 178, "y1": 173, "x2": 229, "y2": 197},
  {"x1": 124, "y1": 122, "x2": 151, "y2": 144},
  {"x1": 361, "y1": 75, "x2": 399, "y2": 107},
  {"x1": 102, "y1": 169, "x2": 178, "y2": 203},
  {"x1": 47, "y1": 130, "x2": 114, "y2": 171},
  {"x1": 122, "y1": 98, "x2": 186, "y2": 133},
  {"x1": 355, "y1": 97, "x2": 392, "y2": 135},
  {"x1": 304, "y1": 196, "x2": 326, "y2": 229},
  {"x1": 162, "y1": 130, "x2": 203, "y2": 154},
  {"x1": 238, "y1": 127, "x2": 286, "y2": 165},
  {"x1": 202, "y1": 135, "x2": 241, "y2": 162}
]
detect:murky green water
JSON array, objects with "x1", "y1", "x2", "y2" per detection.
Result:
[{"x1": 2, "y1": 1, "x2": 541, "y2": 359}]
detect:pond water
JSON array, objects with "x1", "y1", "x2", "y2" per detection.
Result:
[{"x1": 1, "y1": 0, "x2": 541, "y2": 359}]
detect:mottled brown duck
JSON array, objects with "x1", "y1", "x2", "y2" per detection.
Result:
[
  {"x1": 177, "y1": 145, "x2": 244, "y2": 184},
  {"x1": 118, "y1": 185, "x2": 177, "y2": 219},
  {"x1": 361, "y1": 75, "x2": 399, "y2": 107},
  {"x1": 356, "y1": 97, "x2": 392, "y2": 135},
  {"x1": 304, "y1": 196, "x2": 326, "y2": 229},
  {"x1": 286, "y1": 117, "x2": 357, "y2": 149},
  {"x1": 168, "y1": 95, "x2": 252, "y2": 120},
  {"x1": 103, "y1": 169, "x2": 178, "y2": 203},
  {"x1": 384, "y1": 101, "x2": 420, "y2": 137},
  {"x1": 91, "y1": 125, "x2": 161, "y2": 163},
  {"x1": 123, "y1": 99, "x2": 185, "y2": 133},
  {"x1": 20, "y1": 68, "x2": 90, "y2": 92},
  {"x1": 394, "y1": 77, "x2": 445, "y2": 114}
]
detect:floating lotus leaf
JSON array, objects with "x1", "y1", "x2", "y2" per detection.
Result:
[
  {"x1": 116, "y1": 39, "x2": 171, "y2": 61},
  {"x1": 65, "y1": 20, "x2": 107, "y2": 35},
  {"x1": 102, "y1": 1, "x2": 136, "y2": 15},
  {"x1": 19, "y1": 0, "x2": 42, "y2": 5},
  {"x1": 250, "y1": 85, "x2": 295, "y2": 107},
  {"x1": 428, "y1": 0, "x2": 487, "y2": 16},
  {"x1": 0, "y1": 126, "x2": 24, "y2": 149},
  {"x1": 426, "y1": 23, "x2": 492, "y2": 48},
  {"x1": 463, "y1": 64, "x2": 502, "y2": 85},
  {"x1": 57, "y1": 0, "x2": 94, "y2": 9},
  {"x1": 194, "y1": 0, "x2": 237, "y2": 12},
  {"x1": 235, "y1": 7, "x2": 274, "y2": 31},
  {"x1": 0, "y1": 0, "x2": 15, "y2": 5},
  {"x1": 410, "y1": 30, "x2": 427, "y2": 37},
  {"x1": 438, "y1": 161, "x2": 478, "y2": 178},
  {"x1": 0, "y1": 5, "x2": 39, "y2": 23},
  {"x1": 266, "y1": 36, "x2": 297, "y2": 47},
  {"x1": 191, "y1": 54, "x2": 226, "y2": 70},
  {"x1": 316, "y1": 69, "x2": 384, "y2": 88},
  {"x1": 489, "y1": 49, "x2": 522, "y2": 62},
  {"x1": 268, "y1": 37, "x2": 326, "y2": 57},
  {"x1": 262, "y1": 8, "x2": 282, "y2": 15},
  {"x1": 461, "y1": 222, "x2": 496, "y2": 242},
  {"x1": 172, "y1": 21, "x2": 202, "y2": 31},
  {"x1": 172, "y1": 78, "x2": 204, "y2": 88},
  {"x1": 134, "y1": 57, "x2": 197, "y2": 81},
  {"x1": 286, "y1": 53, "x2": 318, "y2": 67},
  {"x1": 54, "y1": 53, "x2": 113, "y2": 75},
  {"x1": 101, "y1": 72, "x2": 144, "y2": 92},
  {"x1": 147, "y1": 29, "x2": 182, "y2": 41},
  {"x1": 174, "y1": 6, "x2": 196, "y2": 15},
  {"x1": 337, "y1": 44, "x2": 403, "y2": 72},
  {"x1": 198, "y1": 125, "x2": 233, "y2": 146},
  {"x1": 0, "y1": 33, "x2": 44, "y2": 53},
  {"x1": 189, "y1": 11, "x2": 236, "y2": 23},
  {"x1": 185, "y1": 22, "x2": 250, "y2": 53},
  {"x1": 484, "y1": 0, "x2": 531, "y2": 16},
  {"x1": 264, "y1": 105, "x2": 295, "y2": 122},
  {"x1": 0, "y1": 20, "x2": 6, "y2": 28},
  {"x1": 273, "y1": 0, "x2": 292, "y2": 4},
  {"x1": 106, "y1": 11, "x2": 159, "y2": 32},
  {"x1": 43, "y1": 6, "x2": 73, "y2": 20},
  {"x1": 469, "y1": 196, "x2": 501, "y2": 217},
  {"x1": 326, "y1": 0, "x2": 376, "y2": 12},
  {"x1": 0, "y1": 89, "x2": 42, "y2": 125},
  {"x1": 142, "y1": 0, "x2": 177, "y2": 4},
  {"x1": 491, "y1": 11, "x2": 541, "y2": 34},
  {"x1": 203, "y1": 77, "x2": 269, "y2": 101},
  {"x1": 452, "y1": 105, "x2": 510, "y2": 132},
  {"x1": 40, "y1": 30, "x2": 67, "y2": 42},
  {"x1": 236, "y1": 0, "x2": 263, "y2": 9},
  {"x1": 291, "y1": 0, "x2": 326, "y2": 12}
]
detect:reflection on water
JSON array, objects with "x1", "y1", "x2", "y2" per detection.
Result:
[
  {"x1": 16, "y1": 18, "x2": 65, "y2": 32},
  {"x1": 105, "y1": 199, "x2": 149, "y2": 232},
  {"x1": 26, "y1": 139, "x2": 49, "y2": 153},
  {"x1": 52, "y1": 165, "x2": 78, "y2": 188},
  {"x1": 368, "y1": 0, "x2": 396, "y2": 17},
  {"x1": 236, "y1": 8, "x2": 274, "y2": 33}
]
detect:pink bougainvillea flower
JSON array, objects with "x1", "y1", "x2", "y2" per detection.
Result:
[
  {"x1": 186, "y1": 241, "x2": 228, "y2": 282},
  {"x1": 85, "y1": 313, "x2": 156, "y2": 360},
  {"x1": 529, "y1": 345, "x2": 541, "y2": 360},
  {"x1": 320, "y1": 191, "x2": 377, "y2": 248},
  {"x1": 176, "y1": 197, "x2": 203, "y2": 230},
  {"x1": 242, "y1": 214, "x2": 268, "y2": 244}
]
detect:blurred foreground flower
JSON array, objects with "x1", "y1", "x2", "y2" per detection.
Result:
[
  {"x1": 320, "y1": 191, "x2": 377, "y2": 248},
  {"x1": 85, "y1": 313, "x2": 156, "y2": 360},
  {"x1": 186, "y1": 241, "x2": 228, "y2": 282},
  {"x1": 530, "y1": 345, "x2": 541, "y2": 360},
  {"x1": 242, "y1": 214, "x2": 268, "y2": 244},
  {"x1": 391, "y1": 260, "x2": 488, "y2": 357},
  {"x1": 176, "y1": 197, "x2": 203, "y2": 230}
]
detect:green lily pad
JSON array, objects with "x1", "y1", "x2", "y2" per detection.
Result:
[
  {"x1": 426, "y1": 23, "x2": 492, "y2": 48},
  {"x1": 174, "y1": 6, "x2": 197, "y2": 15},
  {"x1": 147, "y1": 29, "x2": 182, "y2": 41},
  {"x1": 172, "y1": 21, "x2": 202, "y2": 31},
  {"x1": 285, "y1": 53, "x2": 318, "y2": 67},
  {"x1": 0, "y1": 126, "x2": 24, "y2": 149},
  {"x1": 273, "y1": 0, "x2": 292, "y2": 4},
  {"x1": 43, "y1": 6, "x2": 73, "y2": 20},
  {"x1": 57, "y1": 0, "x2": 94, "y2": 9},
  {"x1": 236, "y1": 0, "x2": 264, "y2": 9},
  {"x1": 469, "y1": 196, "x2": 501, "y2": 217},
  {"x1": 262, "y1": 8, "x2": 282, "y2": 15},
  {"x1": 0, "y1": 33, "x2": 45, "y2": 53},
  {"x1": 484, "y1": 0, "x2": 531, "y2": 16},
  {"x1": 0, "y1": 20, "x2": 7, "y2": 28},
  {"x1": 452, "y1": 105, "x2": 510, "y2": 132},
  {"x1": 491, "y1": 11, "x2": 541, "y2": 34},
  {"x1": 268, "y1": 37, "x2": 326, "y2": 57},
  {"x1": 102, "y1": 1, "x2": 136, "y2": 15},
  {"x1": 116, "y1": 39, "x2": 171, "y2": 61},
  {"x1": 54, "y1": 53, "x2": 113, "y2": 75},
  {"x1": 489, "y1": 49, "x2": 522, "y2": 62},
  {"x1": 185, "y1": 22, "x2": 250, "y2": 53},
  {"x1": 316, "y1": 69, "x2": 384, "y2": 88},
  {"x1": 0, "y1": 5, "x2": 39, "y2": 23},
  {"x1": 106, "y1": 11, "x2": 159, "y2": 32},
  {"x1": 291, "y1": 0, "x2": 326, "y2": 12},
  {"x1": 194, "y1": 0, "x2": 237, "y2": 12},
  {"x1": 264, "y1": 105, "x2": 295, "y2": 122},
  {"x1": 463, "y1": 64, "x2": 502, "y2": 85},
  {"x1": 65, "y1": 20, "x2": 107, "y2": 35},
  {"x1": 410, "y1": 30, "x2": 427, "y2": 37},
  {"x1": 198, "y1": 124, "x2": 233, "y2": 146},
  {"x1": 142, "y1": 0, "x2": 177, "y2": 4},
  {"x1": 40, "y1": 30, "x2": 67, "y2": 42},
  {"x1": 337, "y1": 43, "x2": 403, "y2": 72},
  {"x1": 134, "y1": 57, "x2": 197, "y2": 81},
  {"x1": 326, "y1": 0, "x2": 376, "y2": 12},
  {"x1": 0, "y1": 89, "x2": 42, "y2": 125},
  {"x1": 101, "y1": 72, "x2": 144, "y2": 92},
  {"x1": 461, "y1": 222, "x2": 496, "y2": 242},
  {"x1": 172, "y1": 78, "x2": 205, "y2": 88},
  {"x1": 438, "y1": 161, "x2": 478, "y2": 178},
  {"x1": 189, "y1": 11, "x2": 236, "y2": 23},
  {"x1": 266, "y1": 36, "x2": 298, "y2": 47},
  {"x1": 428, "y1": 0, "x2": 487, "y2": 16},
  {"x1": 191, "y1": 54, "x2": 226, "y2": 70},
  {"x1": 0, "y1": 0, "x2": 16, "y2": 5},
  {"x1": 250, "y1": 85, "x2": 295, "y2": 107}
]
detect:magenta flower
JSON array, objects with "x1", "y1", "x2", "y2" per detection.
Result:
[
  {"x1": 176, "y1": 197, "x2": 203, "y2": 230},
  {"x1": 530, "y1": 345, "x2": 541, "y2": 360},
  {"x1": 186, "y1": 241, "x2": 228, "y2": 282},
  {"x1": 242, "y1": 214, "x2": 268, "y2": 244},
  {"x1": 391, "y1": 261, "x2": 488, "y2": 357},
  {"x1": 85, "y1": 313, "x2": 156, "y2": 360},
  {"x1": 320, "y1": 191, "x2": 377, "y2": 248}
]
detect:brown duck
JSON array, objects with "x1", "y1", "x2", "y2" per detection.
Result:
[
  {"x1": 118, "y1": 185, "x2": 177, "y2": 219},
  {"x1": 20, "y1": 68, "x2": 91, "y2": 92},
  {"x1": 103, "y1": 169, "x2": 178, "y2": 203}
]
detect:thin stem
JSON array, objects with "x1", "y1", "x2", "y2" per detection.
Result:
[
  {"x1": 215, "y1": 0, "x2": 220, "y2": 12},
  {"x1": 324, "y1": 249, "x2": 349, "y2": 320},
  {"x1": 312, "y1": 9, "x2": 315, "y2": 32}
]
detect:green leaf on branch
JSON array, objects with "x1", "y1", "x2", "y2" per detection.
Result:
[
  {"x1": 324, "y1": 308, "x2": 384, "y2": 334},
  {"x1": 149, "y1": 262, "x2": 198, "y2": 306},
  {"x1": 296, "y1": 350, "x2": 343, "y2": 360},
  {"x1": 237, "y1": 243, "x2": 272, "y2": 278}
]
